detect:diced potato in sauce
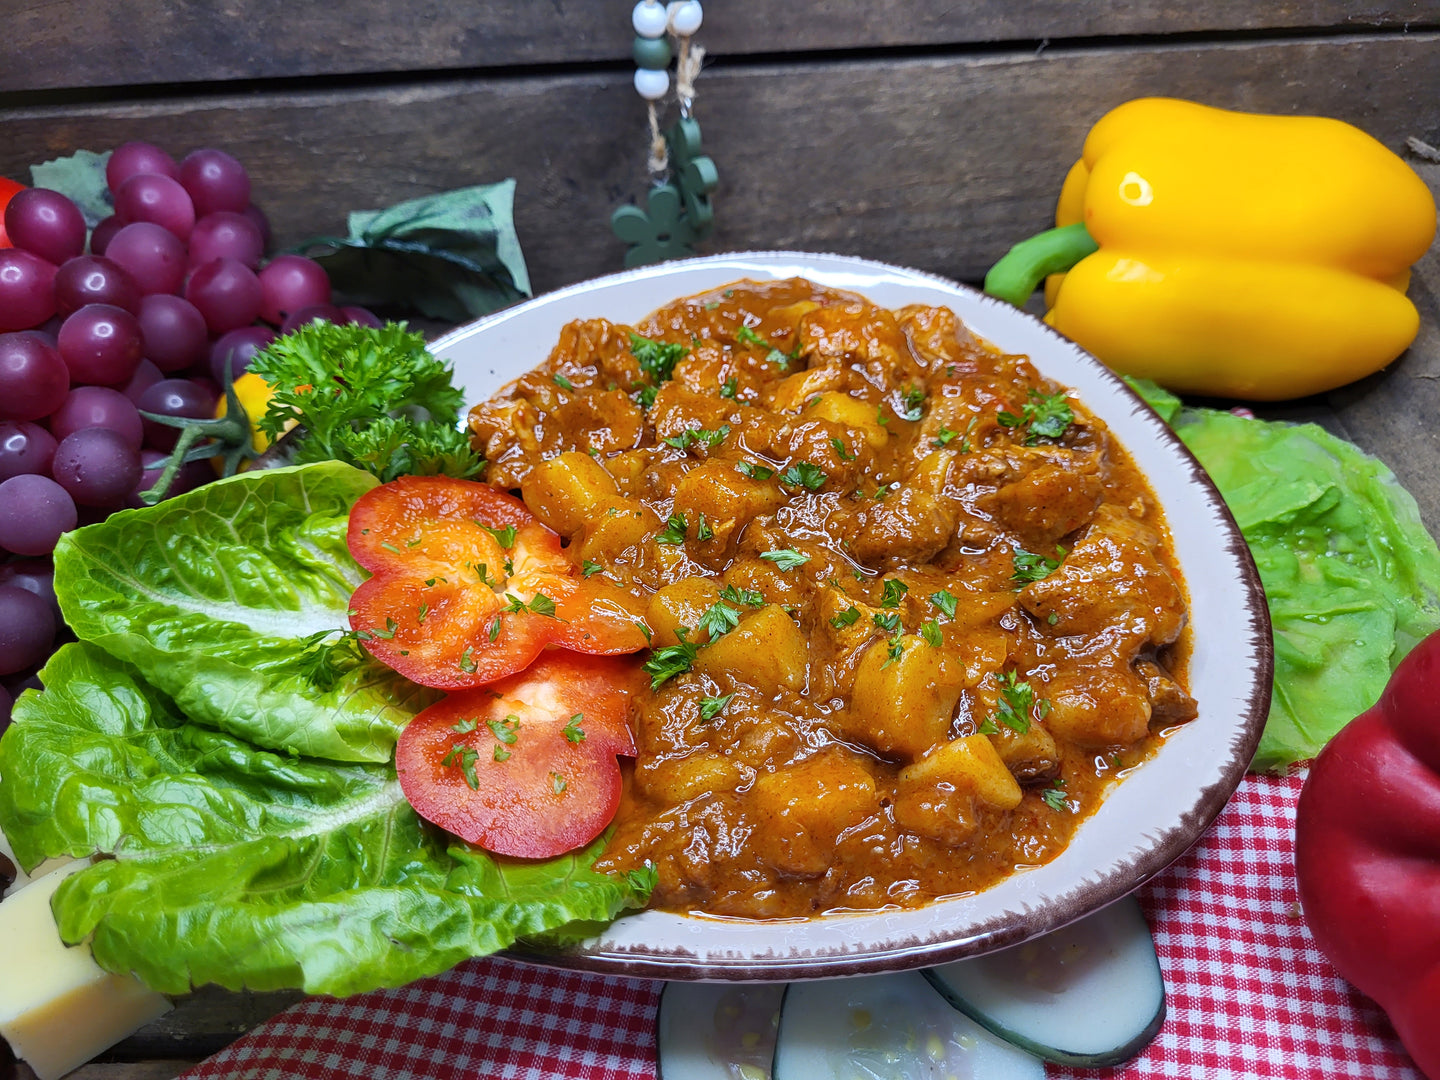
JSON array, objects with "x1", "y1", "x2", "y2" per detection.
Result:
[{"x1": 469, "y1": 277, "x2": 1196, "y2": 919}]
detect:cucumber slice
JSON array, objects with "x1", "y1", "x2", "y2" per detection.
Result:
[
  {"x1": 772, "y1": 970, "x2": 1044, "y2": 1080},
  {"x1": 923, "y1": 895, "x2": 1165, "y2": 1067},
  {"x1": 656, "y1": 981, "x2": 784, "y2": 1080}
]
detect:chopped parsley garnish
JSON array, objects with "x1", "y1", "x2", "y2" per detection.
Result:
[
  {"x1": 553, "y1": 373, "x2": 574, "y2": 391},
  {"x1": 371, "y1": 617, "x2": 398, "y2": 640},
  {"x1": 551, "y1": 772, "x2": 568, "y2": 795},
  {"x1": 416, "y1": 602, "x2": 428, "y2": 624},
  {"x1": 929, "y1": 589, "x2": 958, "y2": 619},
  {"x1": 380, "y1": 541, "x2": 403, "y2": 554},
  {"x1": 831, "y1": 437, "x2": 857, "y2": 461},
  {"x1": 451, "y1": 717, "x2": 478, "y2": 734},
  {"x1": 562, "y1": 713, "x2": 586, "y2": 743},
  {"x1": 482, "y1": 524, "x2": 517, "y2": 548},
  {"x1": 696, "y1": 513, "x2": 715, "y2": 542},
  {"x1": 872, "y1": 610, "x2": 901, "y2": 633},
  {"x1": 698, "y1": 694, "x2": 734, "y2": 722},
  {"x1": 881, "y1": 633, "x2": 905, "y2": 669},
  {"x1": 1012, "y1": 548, "x2": 1061, "y2": 586},
  {"x1": 440, "y1": 744, "x2": 481, "y2": 790},
  {"x1": 977, "y1": 718, "x2": 999, "y2": 735},
  {"x1": 765, "y1": 347, "x2": 790, "y2": 368},
  {"x1": 876, "y1": 403, "x2": 890, "y2": 427},
  {"x1": 655, "y1": 513, "x2": 688, "y2": 544},
  {"x1": 900, "y1": 386, "x2": 926, "y2": 421},
  {"x1": 459, "y1": 645, "x2": 477, "y2": 672},
  {"x1": 880, "y1": 578, "x2": 909, "y2": 608},
  {"x1": 720, "y1": 376, "x2": 739, "y2": 398},
  {"x1": 736, "y1": 461, "x2": 775, "y2": 481},
  {"x1": 1041, "y1": 779, "x2": 1070, "y2": 813},
  {"x1": 664, "y1": 424, "x2": 730, "y2": 451},
  {"x1": 290, "y1": 628, "x2": 369, "y2": 691},
  {"x1": 635, "y1": 619, "x2": 653, "y2": 642},
  {"x1": 1048, "y1": 612, "x2": 1060, "y2": 625},
  {"x1": 998, "y1": 390, "x2": 1074, "y2": 445},
  {"x1": 630, "y1": 333, "x2": 688, "y2": 383},
  {"x1": 698, "y1": 601, "x2": 741, "y2": 640},
  {"x1": 493, "y1": 745, "x2": 511, "y2": 762},
  {"x1": 488, "y1": 716, "x2": 521, "y2": 744},
  {"x1": 780, "y1": 461, "x2": 827, "y2": 490},
  {"x1": 581, "y1": 559, "x2": 604, "y2": 578},
  {"x1": 830, "y1": 606, "x2": 861, "y2": 629},
  {"x1": 643, "y1": 628, "x2": 699, "y2": 689},
  {"x1": 993, "y1": 671, "x2": 1049, "y2": 734},
  {"x1": 488, "y1": 617, "x2": 501, "y2": 641},
  {"x1": 932, "y1": 427, "x2": 958, "y2": 447},
  {"x1": 720, "y1": 584, "x2": 764, "y2": 607},
  {"x1": 735, "y1": 325, "x2": 767, "y2": 348},
  {"x1": 921, "y1": 620, "x2": 943, "y2": 647},
  {"x1": 760, "y1": 548, "x2": 809, "y2": 571},
  {"x1": 502, "y1": 592, "x2": 557, "y2": 618},
  {"x1": 634, "y1": 383, "x2": 659, "y2": 409}
]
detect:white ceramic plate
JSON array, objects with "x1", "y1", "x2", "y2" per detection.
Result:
[{"x1": 431, "y1": 251, "x2": 1272, "y2": 981}]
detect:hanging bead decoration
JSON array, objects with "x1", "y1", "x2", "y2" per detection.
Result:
[{"x1": 611, "y1": 0, "x2": 717, "y2": 268}]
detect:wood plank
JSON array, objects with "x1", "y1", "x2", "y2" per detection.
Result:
[
  {"x1": 2, "y1": 1, "x2": 1439, "y2": 94},
  {"x1": 1, "y1": 35, "x2": 1433, "y2": 295}
]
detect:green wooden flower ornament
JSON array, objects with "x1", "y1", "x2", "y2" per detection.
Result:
[
  {"x1": 665, "y1": 117, "x2": 718, "y2": 233},
  {"x1": 611, "y1": 183, "x2": 701, "y2": 268}
]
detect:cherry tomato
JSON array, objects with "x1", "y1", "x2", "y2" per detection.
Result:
[
  {"x1": 348, "y1": 476, "x2": 650, "y2": 689},
  {"x1": 0, "y1": 177, "x2": 26, "y2": 248},
  {"x1": 395, "y1": 652, "x2": 641, "y2": 857}
]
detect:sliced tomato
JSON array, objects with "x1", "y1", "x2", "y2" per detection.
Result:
[
  {"x1": 348, "y1": 476, "x2": 650, "y2": 689},
  {"x1": 396, "y1": 652, "x2": 641, "y2": 858}
]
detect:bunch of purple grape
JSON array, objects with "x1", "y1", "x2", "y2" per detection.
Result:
[{"x1": 0, "y1": 141, "x2": 378, "y2": 719}]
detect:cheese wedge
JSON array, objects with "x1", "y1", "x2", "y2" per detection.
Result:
[{"x1": 0, "y1": 860, "x2": 172, "y2": 1080}]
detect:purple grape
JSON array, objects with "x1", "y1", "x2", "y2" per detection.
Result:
[
  {"x1": 57, "y1": 303, "x2": 145, "y2": 385},
  {"x1": 4, "y1": 189, "x2": 87, "y2": 266},
  {"x1": 0, "y1": 333, "x2": 70, "y2": 421},
  {"x1": 107, "y1": 141, "x2": 179, "y2": 191},
  {"x1": 186, "y1": 258, "x2": 263, "y2": 334},
  {"x1": 179, "y1": 150, "x2": 251, "y2": 218},
  {"x1": 188, "y1": 211, "x2": 264, "y2": 269},
  {"x1": 137, "y1": 378, "x2": 215, "y2": 451},
  {"x1": 54, "y1": 255, "x2": 142, "y2": 317},
  {"x1": 241, "y1": 204, "x2": 272, "y2": 251},
  {"x1": 210, "y1": 325, "x2": 276, "y2": 383},
  {"x1": 280, "y1": 304, "x2": 345, "y2": 335},
  {"x1": 258, "y1": 255, "x2": 330, "y2": 325},
  {"x1": 0, "y1": 474, "x2": 76, "y2": 556},
  {"x1": 52, "y1": 427, "x2": 143, "y2": 507},
  {"x1": 90, "y1": 214, "x2": 123, "y2": 256},
  {"x1": 186, "y1": 372, "x2": 220, "y2": 401},
  {"x1": 341, "y1": 306, "x2": 384, "y2": 328},
  {"x1": 0, "y1": 560, "x2": 61, "y2": 623},
  {"x1": 130, "y1": 447, "x2": 211, "y2": 505},
  {"x1": 0, "y1": 585, "x2": 56, "y2": 676},
  {"x1": 104, "y1": 222, "x2": 186, "y2": 296},
  {"x1": 0, "y1": 421, "x2": 58, "y2": 480},
  {"x1": 115, "y1": 173, "x2": 196, "y2": 241},
  {"x1": 121, "y1": 357, "x2": 163, "y2": 404},
  {"x1": 49, "y1": 386, "x2": 144, "y2": 448},
  {"x1": 34, "y1": 317, "x2": 61, "y2": 341},
  {"x1": 0, "y1": 250, "x2": 58, "y2": 332},
  {"x1": 137, "y1": 294, "x2": 208, "y2": 373}
]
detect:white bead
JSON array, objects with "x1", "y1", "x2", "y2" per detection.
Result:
[
  {"x1": 633, "y1": 67, "x2": 670, "y2": 100},
  {"x1": 667, "y1": 1, "x2": 703, "y2": 34},
  {"x1": 632, "y1": 1, "x2": 669, "y2": 38}
]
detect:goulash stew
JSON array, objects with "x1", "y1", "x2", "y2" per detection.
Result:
[{"x1": 468, "y1": 278, "x2": 1196, "y2": 919}]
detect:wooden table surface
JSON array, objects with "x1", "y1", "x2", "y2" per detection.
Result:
[{"x1": 3, "y1": 3, "x2": 1439, "y2": 1077}]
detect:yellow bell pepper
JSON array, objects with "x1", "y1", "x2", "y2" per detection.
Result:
[
  {"x1": 214, "y1": 371, "x2": 278, "y2": 454},
  {"x1": 986, "y1": 98, "x2": 1436, "y2": 400}
]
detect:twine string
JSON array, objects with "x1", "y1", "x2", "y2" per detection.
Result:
[{"x1": 647, "y1": 101, "x2": 668, "y2": 175}]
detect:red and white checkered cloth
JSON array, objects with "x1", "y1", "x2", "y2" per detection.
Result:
[{"x1": 179, "y1": 774, "x2": 1421, "y2": 1080}]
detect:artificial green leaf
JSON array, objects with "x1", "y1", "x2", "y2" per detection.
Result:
[
  {"x1": 300, "y1": 180, "x2": 531, "y2": 322},
  {"x1": 53, "y1": 462, "x2": 436, "y2": 762},
  {"x1": 1126, "y1": 377, "x2": 1440, "y2": 772},
  {"x1": 30, "y1": 149, "x2": 113, "y2": 227},
  {"x1": 0, "y1": 644, "x2": 651, "y2": 996}
]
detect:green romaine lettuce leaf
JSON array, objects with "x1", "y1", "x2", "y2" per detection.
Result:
[
  {"x1": 1129, "y1": 379, "x2": 1440, "y2": 771},
  {"x1": 53, "y1": 461, "x2": 436, "y2": 762},
  {"x1": 0, "y1": 644, "x2": 651, "y2": 996}
]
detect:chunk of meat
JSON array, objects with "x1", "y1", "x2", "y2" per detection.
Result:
[
  {"x1": 991, "y1": 463, "x2": 1104, "y2": 549},
  {"x1": 1019, "y1": 523, "x2": 1186, "y2": 651},
  {"x1": 1043, "y1": 669, "x2": 1152, "y2": 749},
  {"x1": 1137, "y1": 658, "x2": 1200, "y2": 725},
  {"x1": 800, "y1": 302, "x2": 927, "y2": 394},
  {"x1": 842, "y1": 486, "x2": 960, "y2": 566}
]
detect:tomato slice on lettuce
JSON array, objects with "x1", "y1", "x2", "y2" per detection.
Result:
[
  {"x1": 396, "y1": 652, "x2": 641, "y2": 858},
  {"x1": 348, "y1": 476, "x2": 649, "y2": 689}
]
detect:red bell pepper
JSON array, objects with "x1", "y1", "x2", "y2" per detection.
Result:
[{"x1": 1295, "y1": 629, "x2": 1440, "y2": 1079}]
